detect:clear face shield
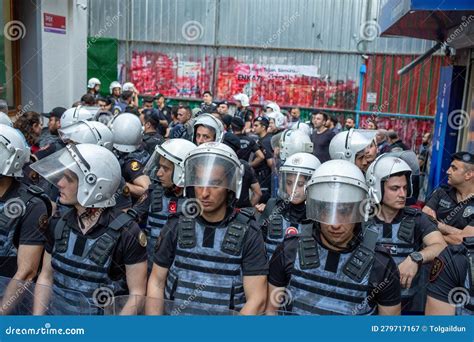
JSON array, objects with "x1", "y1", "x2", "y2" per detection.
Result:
[
  {"x1": 351, "y1": 129, "x2": 377, "y2": 155},
  {"x1": 184, "y1": 154, "x2": 242, "y2": 196},
  {"x1": 143, "y1": 149, "x2": 161, "y2": 181},
  {"x1": 30, "y1": 145, "x2": 116, "y2": 208},
  {"x1": 278, "y1": 171, "x2": 310, "y2": 204},
  {"x1": 306, "y1": 181, "x2": 367, "y2": 225}
]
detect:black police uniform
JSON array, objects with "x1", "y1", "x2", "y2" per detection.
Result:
[
  {"x1": 258, "y1": 198, "x2": 307, "y2": 259},
  {"x1": 200, "y1": 102, "x2": 218, "y2": 114},
  {"x1": 235, "y1": 133, "x2": 260, "y2": 162},
  {"x1": 269, "y1": 224, "x2": 401, "y2": 315},
  {"x1": 142, "y1": 131, "x2": 164, "y2": 155},
  {"x1": 425, "y1": 184, "x2": 474, "y2": 229},
  {"x1": 0, "y1": 180, "x2": 51, "y2": 277},
  {"x1": 426, "y1": 238, "x2": 474, "y2": 315},
  {"x1": 153, "y1": 208, "x2": 268, "y2": 313},
  {"x1": 235, "y1": 108, "x2": 254, "y2": 124},
  {"x1": 45, "y1": 207, "x2": 147, "y2": 315},
  {"x1": 370, "y1": 207, "x2": 438, "y2": 312},
  {"x1": 254, "y1": 133, "x2": 274, "y2": 203},
  {"x1": 236, "y1": 160, "x2": 258, "y2": 209}
]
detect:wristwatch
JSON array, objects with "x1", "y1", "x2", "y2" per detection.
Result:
[{"x1": 409, "y1": 252, "x2": 423, "y2": 265}]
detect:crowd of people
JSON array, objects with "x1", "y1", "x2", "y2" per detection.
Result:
[{"x1": 0, "y1": 76, "x2": 472, "y2": 316}]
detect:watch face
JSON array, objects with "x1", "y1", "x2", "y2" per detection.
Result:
[{"x1": 411, "y1": 252, "x2": 422, "y2": 263}]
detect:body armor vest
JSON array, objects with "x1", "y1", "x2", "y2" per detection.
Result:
[{"x1": 165, "y1": 209, "x2": 254, "y2": 313}]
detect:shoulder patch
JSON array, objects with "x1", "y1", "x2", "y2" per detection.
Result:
[
  {"x1": 38, "y1": 214, "x2": 49, "y2": 231},
  {"x1": 138, "y1": 231, "x2": 147, "y2": 247},
  {"x1": 130, "y1": 161, "x2": 141, "y2": 172},
  {"x1": 429, "y1": 257, "x2": 445, "y2": 282}
]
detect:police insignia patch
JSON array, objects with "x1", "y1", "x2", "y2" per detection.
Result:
[
  {"x1": 138, "y1": 231, "x2": 147, "y2": 247},
  {"x1": 463, "y1": 206, "x2": 474, "y2": 218},
  {"x1": 429, "y1": 257, "x2": 444, "y2": 282},
  {"x1": 130, "y1": 161, "x2": 141, "y2": 172},
  {"x1": 38, "y1": 214, "x2": 49, "y2": 231}
]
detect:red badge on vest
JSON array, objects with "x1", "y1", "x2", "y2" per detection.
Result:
[
  {"x1": 168, "y1": 201, "x2": 177, "y2": 214},
  {"x1": 429, "y1": 257, "x2": 444, "y2": 282},
  {"x1": 285, "y1": 227, "x2": 298, "y2": 237}
]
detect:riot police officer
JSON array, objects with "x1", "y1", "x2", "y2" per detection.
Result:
[
  {"x1": 259, "y1": 152, "x2": 320, "y2": 259},
  {"x1": 60, "y1": 106, "x2": 96, "y2": 129},
  {"x1": 147, "y1": 142, "x2": 268, "y2": 315},
  {"x1": 192, "y1": 113, "x2": 224, "y2": 145},
  {"x1": 143, "y1": 139, "x2": 196, "y2": 269},
  {"x1": 425, "y1": 237, "x2": 474, "y2": 315},
  {"x1": 329, "y1": 128, "x2": 378, "y2": 173},
  {"x1": 267, "y1": 160, "x2": 402, "y2": 315},
  {"x1": 0, "y1": 125, "x2": 51, "y2": 282},
  {"x1": 366, "y1": 155, "x2": 446, "y2": 313},
  {"x1": 423, "y1": 151, "x2": 474, "y2": 245},
  {"x1": 58, "y1": 120, "x2": 132, "y2": 211},
  {"x1": 233, "y1": 93, "x2": 254, "y2": 134},
  {"x1": 109, "y1": 113, "x2": 151, "y2": 200},
  {"x1": 31, "y1": 144, "x2": 147, "y2": 315}
]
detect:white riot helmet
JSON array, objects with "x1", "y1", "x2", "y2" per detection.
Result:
[
  {"x1": 0, "y1": 124, "x2": 30, "y2": 177},
  {"x1": 365, "y1": 155, "x2": 413, "y2": 205},
  {"x1": 265, "y1": 102, "x2": 280, "y2": 113},
  {"x1": 278, "y1": 152, "x2": 321, "y2": 203},
  {"x1": 59, "y1": 120, "x2": 114, "y2": 150},
  {"x1": 30, "y1": 144, "x2": 121, "y2": 208},
  {"x1": 109, "y1": 113, "x2": 144, "y2": 153},
  {"x1": 291, "y1": 122, "x2": 312, "y2": 136},
  {"x1": 87, "y1": 78, "x2": 101, "y2": 89},
  {"x1": 233, "y1": 93, "x2": 249, "y2": 107},
  {"x1": 279, "y1": 129, "x2": 313, "y2": 161},
  {"x1": 329, "y1": 129, "x2": 377, "y2": 163},
  {"x1": 267, "y1": 111, "x2": 287, "y2": 131},
  {"x1": 184, "y1": 142, "x2": 244, "y2": 200},
  {"x1": 144, "y1": 139, "x2": 197, "y2": 187},
  {"x1": 122, "y1": 82, "x2": 135, "y2": 92},
  {"x1": 192, "y1": 113, "x2": 225, "y2": 144},
  {"x1": 60, "y1": 106, "x2": 96, "y2": 129},
  {"x1": 109, "y1": 81, "x2": 122, "y2": 94},
  {"x1": 306, "y1": 160, "x2": 368, "y2": 224},
  {"x1": 0, "y1": 112, "x2": 12, "y2": 127}
]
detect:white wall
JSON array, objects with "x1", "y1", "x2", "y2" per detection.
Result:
[{"x1": 40, "y1": 0, "x2": 87, "y2": 111}]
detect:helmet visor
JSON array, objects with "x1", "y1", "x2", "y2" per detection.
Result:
[
  {"x1": 29, "y1": 147, "x2": 80, "y2": 188},
  {"x1": 278, "y1": 171, "x2": 310, "y2": 203},
  {"x1": 306, "y1": 182, "x2": 367, "y2": 224},
  {"x1": 184, "y1": 154, "x2": 241, "y2": 194}
]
